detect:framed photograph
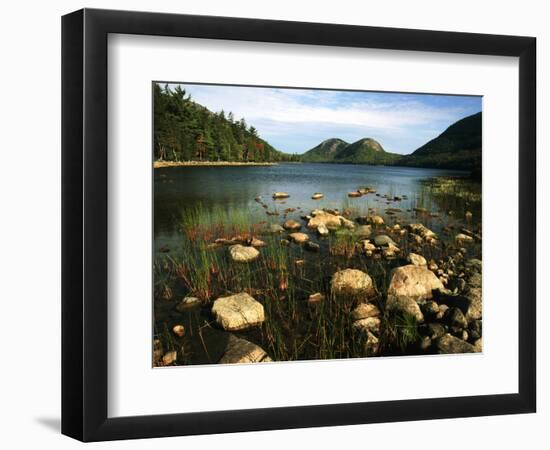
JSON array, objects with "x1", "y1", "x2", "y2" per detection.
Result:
[{"x1": 62, "y1": 8, "x2": 536, "y2": 441}]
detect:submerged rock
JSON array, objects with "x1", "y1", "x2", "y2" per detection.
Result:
[
  {"x1": 229, "y1": 244, "x2": 260, "y2": 263},
  {"x1": 266, "y1": 223, "x2": 285, "y2": 234},
  {"x1": 331, "y1": 269, "x2": 375, "y2": 297},
  {"x1": 436, "y1": 334, "x2": 476, "y2": 354},
  {"x1": 212, "y1": 292, "x2": 265, "y2": 331},
  {"x1": 289, "y1": 232, "x2": 309, "y2": 244},
  {"x1": 219, "y1": 334, "x2": 271, "y2": 364},
  {"x1": 283, "y1": 219, "x2": 302, "y2": 231},
  {"x1": 348, "y1": 191, "x2": 362, "y2": 197},
  {"x1": 387, "y1": 265, "x2": 444, "y2": 301}
]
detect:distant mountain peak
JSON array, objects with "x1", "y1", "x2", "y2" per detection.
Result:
[{"x1": 301, "y1": 136, "x2": 398, "y2": 165}]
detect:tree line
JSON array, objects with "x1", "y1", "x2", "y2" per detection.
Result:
[{"x1": 153, "y1": 84, "x2": 298, "y2": 162}]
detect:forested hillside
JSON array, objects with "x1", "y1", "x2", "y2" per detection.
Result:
[{"x1": 153, "y1": 84, "x2": 296, "y2": 162}]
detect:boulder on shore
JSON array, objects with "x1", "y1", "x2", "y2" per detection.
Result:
[
  {"x1": 229, "y1": 244, "x2": 260, "y2": 263},
  {"x1": 408, "y1": 252, "x2": 427, "y2": 266},
  {"x1": 331, "y1": 269, "x2": 375, "y2": 298},
  {"x1": 219, "y1": 334, "x2": 272, "y2": 364},
  {"x1": 351, "y1": 303, "x2": 381, "y2": 321},
  {"x1": 408, "y1": 223, "x2": 437, "y2": 242},
  {"x1": 436, "y1": 333, "x2": 476, "y2": 354},
  {"x1": 388, "y1": 264, "x2": 444, "y2": 301},
  {"x1": 386, "y1": 295, "x2": 424, "y2": 322},
  {"x1": 212, "y1": 292, "x2": 265, "y2": 331}
]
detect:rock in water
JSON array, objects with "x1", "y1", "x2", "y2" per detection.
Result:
[
  {"x1": 369, "y1": 215, "x2": 385, "y2": 225},
  {"x1": 229, "y1": 244, "x2": 260, "y2": 263},
  {"x1": 283, "y1": 219, "x2": 302, "y2": 231},
  {"x1": 331, "y1": 269, "x2": 374, "y2": 297},
  {"x1": 455, "y1": 233, "x2": 474, "y2": 244},
  {"x1": 307, "y1": 212, "x2": 342, "y2": 230},
  {"x1": 289, "y1": 232, "x2": 309, "y2": 244},
  {"x1": 267, "y1": 223, "x2": 285, "y2": 234},
  {"x1": 317, "y1": 223, "x2": 329, "y2": 236},
  {"x1": 219, "y1": 334, "x2": 271, "y2": 364},
  {"x1": 388, "y1": 265, "x2": 444, "y2": 301},
  {"x1": 408, "y1": 252, "x2": 427, "y2": 266},
  {"x1": 212, "y1": 292, "x2": 265, "y2": 331},
  {"x1": 272, "y1": 192, "x2": 290, "y2": 199},
  {"x1": 311, "y1": 193, "x2": 324, "y2": 200},
  {"x1": 436, "y1": 334, "x2": 476, "y2": 354}
]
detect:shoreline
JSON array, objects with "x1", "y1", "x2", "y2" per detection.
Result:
[{"x1": 154, "y1": 160, "x2": 278, "y2": 168}]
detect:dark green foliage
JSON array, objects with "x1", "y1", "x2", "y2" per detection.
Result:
[
  {"x1": 398, "y1": 112, "x2": 482, "y2": 171},
  {"x1": 153, "y1": 84, "x2": 297, "y2": 162},
  {"x1": 300, "y1": 138, "x2": 349, "y2": 162},
  {"x1": 334, "y1": 138, "x2": 401, "y2": 164}
]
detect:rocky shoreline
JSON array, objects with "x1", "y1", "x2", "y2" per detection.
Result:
[{"x1": 154, "y1": 160, "x2": 278, "y2": 168}]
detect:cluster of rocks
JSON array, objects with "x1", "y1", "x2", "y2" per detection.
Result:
[{"x1": 387, "y1": 258, "x2": 483, "y2": 354}]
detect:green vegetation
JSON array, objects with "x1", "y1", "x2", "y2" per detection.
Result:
[
  {"x1": 154, "y1": 84, "x2": 299, "y2": 163},
  {"x1": 301, "y1": 137, "x2": 400, "y2": 165},
  {"x1": 399, "y1": 112, "x2": 482, "y2": 172}
]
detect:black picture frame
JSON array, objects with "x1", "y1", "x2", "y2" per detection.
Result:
[{"x1": 62, "y1": 8, "x2": 536, "y2": 442}]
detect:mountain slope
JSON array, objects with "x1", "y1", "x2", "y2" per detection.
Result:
[
  {"x1": 334, "y1": 138, "x2": 400, "y2": 164},
  {"x1": 301, "y1": 137, "x2": 399, "y2": 165},
  {"x1": 399, "y1": 112, "x2": 482, "y2": 171},
  {"x1": 301, "y1": 138, "x2": 349, "y2": 162}
]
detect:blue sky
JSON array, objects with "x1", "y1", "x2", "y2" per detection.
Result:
[{"x1": 167, "y1": 83, "x2": 482, "y2": 155}]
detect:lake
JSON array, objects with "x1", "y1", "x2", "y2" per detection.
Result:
[{"x1": 154, "y1": 163, "x2": 480, "y2": 247}]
